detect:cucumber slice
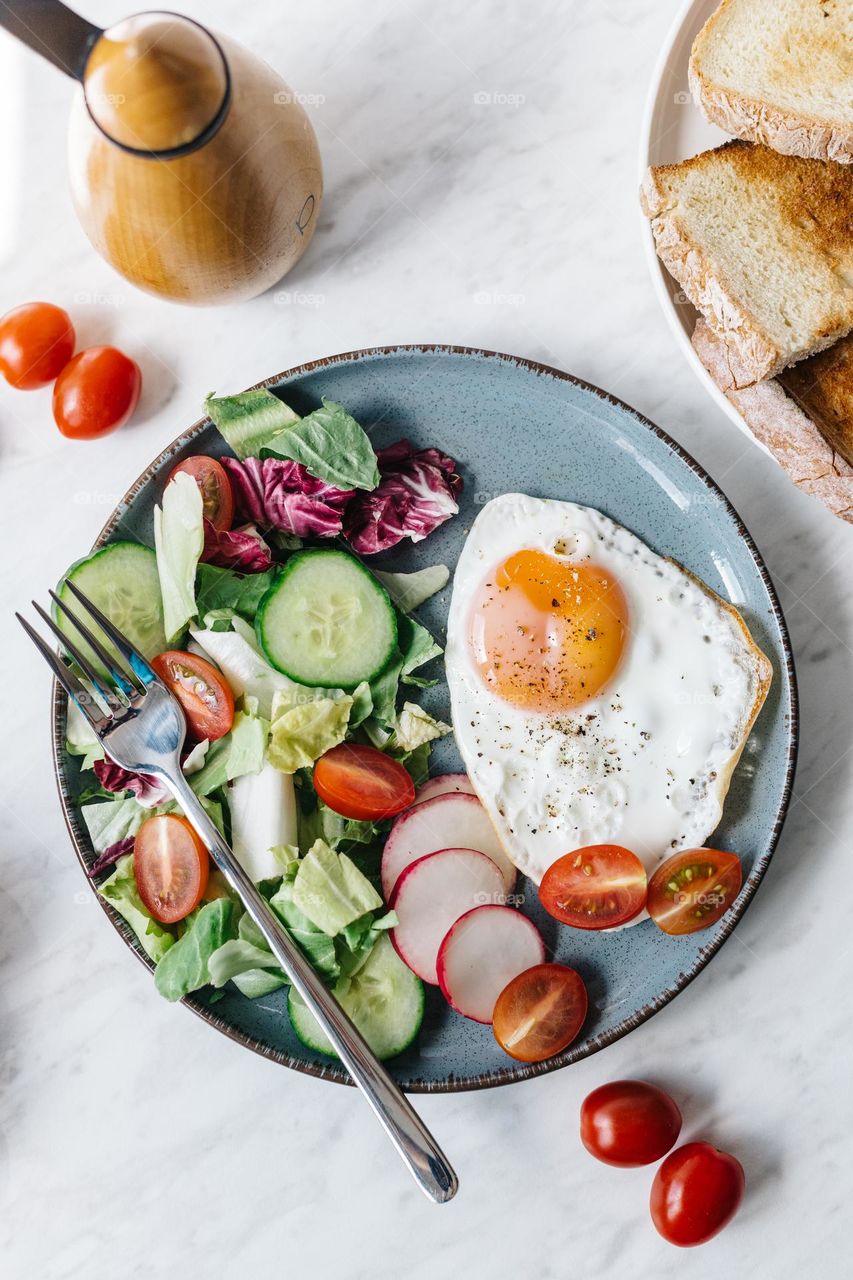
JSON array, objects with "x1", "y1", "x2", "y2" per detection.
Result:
[
  {"x1": 256, "y1": 549, "x2": 397, "y2": 689},
  {"x1": 56, "y1": 542, "x2": 167, "y2": 674},
  {"x1": 288, "y1": 935, "x2": 424, "y2": 1060}
]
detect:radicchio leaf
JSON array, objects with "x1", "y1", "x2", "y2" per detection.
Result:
[
  {"x1": 220, "y1": 457, "x2": 354, "y2": 538},
  {"x1": 201, "y1": 519, "x2": 273, "y2": 572},
  {"x1": 93, "y1": 758, "x2": 170, "y2": 808},
  {"x1": 88, "y1": 836, "x2": 136, "y2": 878},
  {"x1": 343, "y1": 440, "x2": 462, "y2": 555}
]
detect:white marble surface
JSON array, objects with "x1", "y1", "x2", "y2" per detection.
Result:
[{"x1": 1, "y1": 1, "x2": 851, "y2": 1275}]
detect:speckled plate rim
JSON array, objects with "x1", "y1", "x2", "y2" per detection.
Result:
[{"x1": 51, "y1": 344, "x2": 799, "y2": 1093}]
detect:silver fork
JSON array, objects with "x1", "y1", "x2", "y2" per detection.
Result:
[{"x1": 18, "y1": 580, "x2": 458, "y2": 1204}]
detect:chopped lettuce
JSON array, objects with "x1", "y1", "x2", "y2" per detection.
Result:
[
  {"x1": 154, "y1": 471, "x2": 204, "y2": 642},
  {"x1": 189, "y1": 705, "x2": 268, "y2": 796},
  {"x1": 397, "y1": 613, "x2": 442, "y2": 686},
  {"x1": 81, "y1": 794, "x2": 152, "y2": 855},
  {"x1": 98, "y1": 853, "x2": 175, "y2": 962},
  {"x1": 205, "y1": 388, "x2": 300, "y2": 459},
  {"x1": 195, "y1": 563, "x2": 278, "y2": 621},
  {"x1": 393, "y1": 702, "x2": 451, "y2": 752},
  {"x1": 374, "y1": 564, "x2": 449, "y2": 611},
  {"x1": 190, "y1": 624, "x2": 292, "y2": 718},
  {"x1": 154, "y1": 899, "x2": 235, "y2": 1001},
  {"x1": 65, "y1": 697, "x2": 105, "y2": 770},
  {"x1": 228, "y1": 765, "x2": 298, "y2": 882},
  {"x1": 260, "y1": 399, "x2": 379, "y2": 492},
  {"x1": 267, "y1": 688, "x2": 351, "y2": 773},
  {"x1": 292, "y1": 839, "x2": 383, "y2": 936}
]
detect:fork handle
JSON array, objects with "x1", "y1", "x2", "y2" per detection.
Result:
[{"x1": 165, "y1": 771, "x2": 458, "y2": 1204}]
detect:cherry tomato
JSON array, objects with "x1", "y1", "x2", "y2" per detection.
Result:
[
  {"x1": 580, "y1": 1080, "x2": 682, "y2": 1167},
  {"x1": 313, "y1": 742, "x2": 415, "y2": 821},
  {"x1": 647, "y1": 848, "x2": 742, "y2": 936},
  {"x1": 539, "y1": 844, "x2": 647, "y2": 929},
  {"x1": 134, "y1": 813, "x2": 209, "y2": 923},
  {"x1": 52, "y1": 345, "x2": 141, "y2": 439},
  {"x1": 169, "y1": 456, "x2": 235, "y2": 531},
  {"x1": 492, "y1": 963, "x2": 588, "y2": 1062},
  {"x1": 0, "y1": 302, "x2": 75, "y2": 389},
  {"x1": 151, "y1": 650, "x2": 235, "y2": 741},
  {"x1": 650, "y1": 1141, "x2": 745, "y2": 1247}
]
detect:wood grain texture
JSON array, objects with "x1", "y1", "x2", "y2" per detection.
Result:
[{"x1": 69, "y1": 25, "x2": 323, "y2": 304}]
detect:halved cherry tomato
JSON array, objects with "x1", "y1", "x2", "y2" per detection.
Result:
[
  {"x1": 647, "y1": 848, "x2": 742, "y2": 936},
  {"x1": 492, "y1": 963, "x2": 588, "y2": 1062},
  {"x1": 0, "y1": 301, "x2": 75, "y2": 389},
  {"x1": 650, "y1": 1141, "x2": 745, "y2": 1247},
  {"x1": 581, "y1": 1080, "x2": 682, "y2": 1167},
  {"x1": 134, "y1": 813, "x2": 209, "y2": 923},
  {"x1": 313, "y1": 743, "x2": 415, "y2": 821},
  {"x1": 53, "y1": 345, "x2": 141, "y2": 438},
  {"x1": 169, "y1": 456, "x2": 234, "y2": 531},
  {"x1": 151, "y1": 650, "x2": 235, "y2": 741},
  {"x1": 539, "y1": 844, "x2": 647, "y2": 929}
]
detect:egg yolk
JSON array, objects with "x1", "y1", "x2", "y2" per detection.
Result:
[{"x1": 469, "y1": 549, "x2": 629, "y2": 712}]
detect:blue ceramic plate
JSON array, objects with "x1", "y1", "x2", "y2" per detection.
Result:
[{"x1": 53, "y1": 346, "x2": 797, "y2": 1091}]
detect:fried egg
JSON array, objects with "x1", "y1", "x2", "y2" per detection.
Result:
[{"x1": 445, "y1": 494, "x2": 772, "y2": 885}]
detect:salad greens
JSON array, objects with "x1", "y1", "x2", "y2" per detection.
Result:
[
  {"x1": 66, "y1": 387, "x2": 459, "y2": 1044},
  {"x1": 154, "y1": 470, "x2": 204, "y2": 641},
  {"x1": 205, "y1": 388, "x2": 300, "y2": 459}
]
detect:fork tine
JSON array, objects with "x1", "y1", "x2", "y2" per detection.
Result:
[
  {"x1": 31, "y1": 600, "x2": 124, "y2": 709},
  {"x1": 63, "y1": 578, "x2": 157, "y2": 687},
  {"x1": 16, "y1": 613, "x2": 110, "y2": 732},
  {"x1": 48, "y1": 589, "x2": 139, "y2": 697}
]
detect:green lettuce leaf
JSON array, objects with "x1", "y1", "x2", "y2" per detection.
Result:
[
  {"x1": 292, "y1": 839, "x2": 383, "y2": 936},
  {"x1": 154, "y1": 899, "x2": 235, "y2": 1001},
  {"x1": 154, "y1": 471, "x2": 204, "y2": 642},
  {"x1": 205, "y1": 388, "x2": 300, "y2": 460},
  {"x1": 267, "y1": 689, "x2": 351, "y2": 773},
  {"x1": 195, "y1": 563, "x2": 278, "y2": 621},
  {"x1": 374, "y1": 564, "x2": 449, "y2": 611},
  {"x1": 393, "y1": 702, "x2": 451, "y2": 752},
  {"x1": 397, "y1": 613, "x2": 442, "y2": 686},
  {"x1": 65, "y1": 697, "x2": 105, "y2": 770},
  {"x1": 190, "y1": 624, "x2": 293, "y2": 718},
  {"x1": 81, "y1": 795, "x2": 151, "y2": 855},
  {"x1": 189, "y1": 706, "x2": 269, "y2": 796},
  {"x1": 261, "y1": 399, "x2": 379, "y2": 491},
  {"x1": 98, "y1": 854, "x2": 175, "y2": 962}
]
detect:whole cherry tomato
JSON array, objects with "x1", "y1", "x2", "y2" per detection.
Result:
[
  {"x1": 650, "y1": 1141, "x2": 745, "y2": 1246},
  {"x1": 581, "y1": 1080, "x2": 682, "y2": 1166},
  {"x1": 0, "y1": 302, "x2": 75, "y2": 389},
  {"x1": 53, "y1": 345, "x2": 141, "y2": 438}
]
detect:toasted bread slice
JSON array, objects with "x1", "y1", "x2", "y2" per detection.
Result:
[
  {"x1": 641, "y1": 142, "x2": 853, "y2": 384},
  {"x1": 690, "y1": 0, "x2": 853, "y2": 164},
  {"x1": 780, "y1": 339, "x2": 853, "y2": 465},
  {"x1": 692, "y1": 318, "x2": 853, "y2": 522}
]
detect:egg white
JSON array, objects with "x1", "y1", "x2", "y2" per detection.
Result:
[{"x1": 445, "y1": 494, "x2": 772, "y2": 886}]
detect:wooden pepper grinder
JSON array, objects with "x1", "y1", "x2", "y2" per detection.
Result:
[{"x1": 1, "y1": 3, "x2": 323, "y2": 303}]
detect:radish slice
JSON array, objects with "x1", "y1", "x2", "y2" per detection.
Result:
[
  {"x1": 413, "y1": 773, "x2": 475, "y2": 806},
  {"x1": 437, "y1": 906, "x2": 546, "y2": 1023},
  {"x1": 382, "y1": 792, "x2": 516, "y2": 900},
  {"x1": 390, "y1": 848, "x2": 505, "y2": 984}
]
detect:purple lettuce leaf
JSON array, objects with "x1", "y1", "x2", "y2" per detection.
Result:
[
  {"x1": 93, "y1": 758, "x2": 170, "y2": 808},
  {"x1": 220, "y1": 456, "x2": 354, "y2": 538},
  {"x1": 201, "y1": 519, "x2": 273, "y2": 572},
  {"x1": 343, "y1": 440, "x2": 462, "y2": 555},
  {"x1": 88, "y1": 836, "x2": 136, "y2": 879}
]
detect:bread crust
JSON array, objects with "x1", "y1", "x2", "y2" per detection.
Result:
[
  {"x1": 690, "y1": 70, "x2": 853, "y2": 166},
  {"x1": 692, "y1": 318, "x2": 853, "y2": 522}
]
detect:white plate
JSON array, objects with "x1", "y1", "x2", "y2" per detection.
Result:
[{"x1": 638, "y1": 0, "x2": 772, "y2": 458}]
